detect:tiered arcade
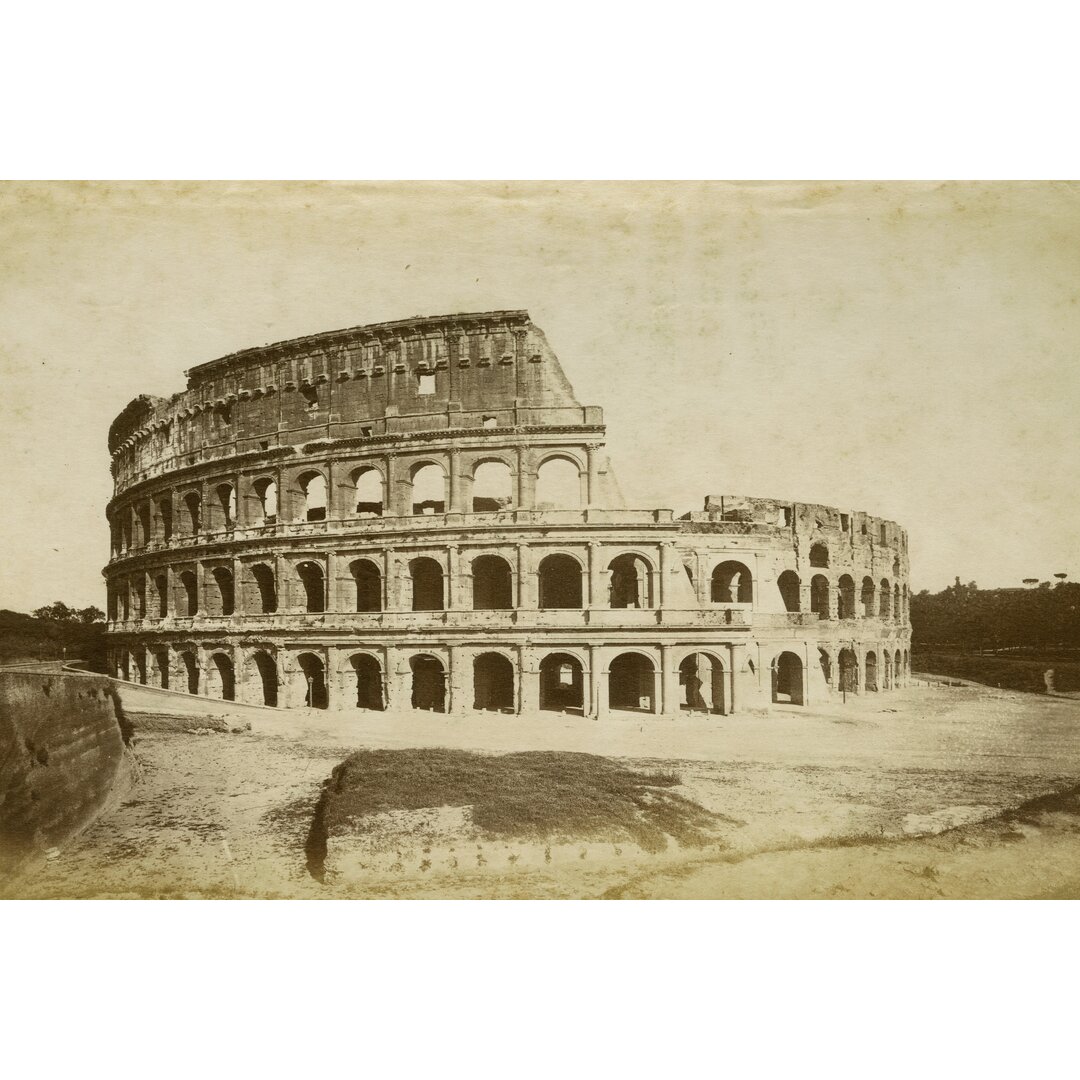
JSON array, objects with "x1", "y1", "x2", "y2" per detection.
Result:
[{"x1": 104, "y1": 310, "x2": 911, "y2": 715}]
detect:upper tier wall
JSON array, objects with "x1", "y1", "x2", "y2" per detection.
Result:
[{"x1": 108, "y1": 311, "x2": 591, "y2": 494}]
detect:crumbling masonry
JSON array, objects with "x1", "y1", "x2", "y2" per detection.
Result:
[{"x1": 104, "y1": 311, "x2": 911, "y2": 715}]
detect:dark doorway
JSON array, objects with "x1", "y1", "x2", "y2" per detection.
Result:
[
  {"x1": 410, "y1": 654, "x2": 446, "y2": 712},
  {"x1": 773, "y1": 652, "x2": 804, "y2": 705},
  {"x1": 472, "y1": 555, "x2": 513, "y2": 610},
  {"x1": 410, "y1": 557, "x2": 444, "y2": 611},
  {"x1": 679, "y1": 653, "x2": 726, "y2": 714},
  {"x1": 539, "y1": 653, "x2": 584, "y2": 714},
  {"x1": 538, "y1": 554, "x2": 582, "y2": 608},
  {"x1": 473, "y1": 652, "x2": 515, "y2": 711},
  {"x1": 608, "y1": 652, "x2": 656, "y2": 712},
  {"x1": 298, "y1": 653, "x2": 328, "y2": 709},
  {"x1": 350, "y1": 653, "x2": 384, "y2": 710},
  {"x1": 251, "y1": 651, "x2": 278, "y2": 707}
]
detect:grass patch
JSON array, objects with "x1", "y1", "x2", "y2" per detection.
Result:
[{"x1": 307, "y1": 749, "x2": 724, "y2": 878}]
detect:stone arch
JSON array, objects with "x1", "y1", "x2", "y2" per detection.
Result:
[
  {"x1": 539, "y1": 652, "x2": 585, "y2": 715},
  {"x1": 293, "y1": 652, "x2": 328, "y2": 709},
  {"x1": 538, "y1": 552, "x2": 583, "y2": 608},
  {"x1": 678, "y1": 651, "x2": 727, "y2": 714},
  {"x1": 608, "y1": 552, "x2": 654, "y2": 609},
  {"x1": 410, "y1": 461, "x2": 446, "y2": 515},
  {"x1": 711, "y1": 560, "x2": 753, "y2": 604},
  {"x1": 248, "y1": 650, "x2": 278, "y2": 707},
  {"x1": 861, "y1": 576, "x2": 876, "y2": 618},
  {"x1": 206, "y1": 652, "x2": 235, "y2": 701},
  {"x1": 865, "y1": 649, "x2": 879, "y2": 692},
  {"x1": 252, "y1": 476, "x2": 278, "y2": 524},
  {"x1": 608, "y1": 651, "x2": 657, "y2": 713},
  {"x1": 410, "y1": 653, "x2": 446, "y2": 712},
  {"x1": 535, "y1": 455, "x2": 583, "y2": 509},
  {"x1": 154, "y1": 573, "x2": 168, "y2": 618},
  {"x1": 818, "y1": 647, "x2": 832, "y2": 684},
  {"x1": 837, "y1": 574, "x2": 856, "y2": 619},
  {"x1": 893, "y1": 583, "x2": 901, "y2": 621},
  {"x1": 879, "y1": 578, "x2": 891, "y2": 618},
  {"x1": 351, "y1": 466, "x2": 383, "y2": 517},
  {"x1": 250, "y1": 562, "x2": 277, "y2": 614},
  {"x1": 472, "y1": 553, "x2": 513, "y2": 610},
  {"x1": 349, "y1": 558, "x2": 382, "y2": 612},
  {"x1": 182, "y1": 491, "x2": 201, "y2": 535},
  {"x1": 809, "y1": 542, "x2": 829, "y2": 568},
  {"x1": 297, "y1": 470, "x2": 327, "y2": 522},
  {"x1": 296, "y1": 560, "x2": 325, "y2": 613},
  {"x1": 777, "y1": 570, "x2": 801, "y2": 612},
  {"x1": 810, "y1": 574, "x2": 830, "y2": 618},
  {"x1": 215, "y1": 483, "x2": 236, "y2": 530},
  {"x1": 895, "y1": 648, "x2": 903, "y2": 685},
  {"x1": 409, "y1": 556, "x2": 444, "y2": 611},
  {"x1": 772, "y1": 651, "x2": 804, "y2": 705},
  {"x1": 179, "y1": 650, "x2": 199, "y2": 694},
  {"x1": 179, "y1": 570, "x2": 198, "y2": 616},
  {"x1": 347, "y1": 652, "x2": 384, "y2": 710},
  {"x1": 473, "y1": 652, "x2": 515, "y2": 712},
  {"x1": 210, "y1": 565, "x2": 235, "y2": 616},
  {"x1": 837, "y1": 648, "x2": 859, "y2": 693},
  {"x1": 471, "y1": 459, "x2": 513, "y2": 513}
]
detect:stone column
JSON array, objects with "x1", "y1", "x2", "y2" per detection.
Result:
[
  {"x1": 696, "y1": 552, "x2": 710, "y2": 605},
  {"x1": 516, "y1": 445, "x2": 535, "y2": 510},
  {"x1": 660, "y1": 644, "x2": 678, "y2": 717},
  {"x1": 448, "y1": 449, "x2": 463, "y2": 514},
  {"x1": 585, "y1": 646, "x2": 598, "y2": 719},
  {"x1": 383, "y1": 646, "x2": 402, "y2": 711},
  {"x1": 448, "y1": 648, "x2": 467, "y2": 714},
  {"x1": 275, "y1": 554, "x2": 287, "y2": 613},
  {"x1": 518, "y1": 645, "x2": 539, "y2": 714},
  {"x1": 585, "y1": 443, "x2": 602, "y2": 507},
  {"x1": 326, "y1": 552, "x2": 338, "y2": 613},
  {"x1": 659, "y1": 543, "x2": 673, "y2": 610},
  {"x1": 446, "y1": 545, "x2": 459, "y2": 610},
  {"x1": 595, "y1": 649, "x2": 609, "y2": 719},
  {"x1": 383, "y1": 547, "x2": 394, "y2": 612},
  {"x1": 587, "y1": 542, "x2": 603, "y2": 609},
  {"x1": 196, "y1": 561, "x2": 205, "y2": 617},
  {"x1": 231, "y1": 557, "x2": 241, "y2": 616},
  {"x1": 516, "y1": 544, "x2": 532, "y2": 608}
]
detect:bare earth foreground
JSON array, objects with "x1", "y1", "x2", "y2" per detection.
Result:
[{"x1": 7, "y1": 680, "x2": 1080, "y2": 899}]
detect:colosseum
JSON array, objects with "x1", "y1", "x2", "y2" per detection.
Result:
[{"x1": 104, "y1": 310, "x2": 911, "y2": 716}]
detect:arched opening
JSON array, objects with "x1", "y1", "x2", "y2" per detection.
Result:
[
  {"x1": 809, "y1": 542, "x2": 829, "y2": 568},
  {"x1": 472, "y1": 554, "x2": 513, "y2": 610},
  {"x1": 134, "y1": 577, "x2": 146, "y2": 619},
  {"x1": 879, "y1": 578, "x2": 891, "y2": 618},
  {"x1": 810, "y1": 574, "x2": 830, "y2": 619},
  {"x1": 179, "y1": 570, "x2": 198, "y2": 616},
  {"x1": 535, "y1": 457, "x2": 581, "y2": 509},
  {"x1": 838, "y1": 648, "x2": 858, "y2": 694},
  {"x1": 895, "y1": 649, "x2": 903, "y2": 684},
  {"x1": 472, "y1": 461, "x2": 513, "y2": 513},
  {"x1": 865, "y1": 650, "x2": 879, "y2": 692},
  {"x1": 253, "y1": 477, "x2": 278, "y2": 525},
  {"x1": 119, "y1": 583, "x2": 130, "y2": 621},
  {"x1": 679, "y1": 653, "x2": 726, "y2": 714},
  {"x1": 154, "y1": 574, "x2": 168, "y2": 618},
  {"x1": 352, "y1": 467, "x2": 383, "y2": 517},
  {"x1": 350, "y1": 558, "x2": 382, "y2": 612},
  {"x1": 837, "y1": 574, "x2": 856, "y2": 619},
  {"x1": 134, "y1": 651, "x2": 147, "y2": 685},
  {"x1": 299, "y1": 472, "x2": 327, "y2": 522},
  {"x1": 409, "y1": 557, "x2": 444, "y2": 611},
  {"x1": 473, "y1": 652, "x2": 515, "y2": 712},
  {"x1": 136, "y1": 503, "x2": 151, "y2": 546},
  {"x1": 861, "y1": 576, "x2": 876, "y2": 618},
  {"x1": 539, "y1": 653, "x2": 584, "y2": 715},
  {"x1": 608, "y1": 652, "x2": 656, "y2": 713},
  {"x1": 893, "y1": 555, "x2": 900, "y2": 578},
  {"x1": 118, "y1": 651, "x2": 130, "y2": 681},
  {"x1": 608, "y1": 553, "x2": 653, "y2": 608},
  {"x1": 777, "y1": 570, "x2": 801, "y2": 612},
  {"x1": 250, "y1": 650, "x2": 278, "y2": 707},
  {"x1": 216, "y1": 483, "x2": 236, "y2": 530},
  {"x1": 350, "y1": 654, "x2": 384, "y2": 710},
  {"x1": 893, "y1": 583, "x2": 901, "y2": 621},
  {"x1": 207, "y1": 653, "x2": 235, "y2": 701},
  {"x1": 410, "y1": 654, "x2": 446, "y2": 712},
  {"x1": 183, "y1": 492, "x2": 201, "y2": 535},
  {"x1": 883, "y1": 652, "x2": 893, "y2": 690},
  {"x1": 121, "y1": 513, "x2": 133, "y2": 551},
  {"x1": 251, "y1": 563, "x2": 277, "y2": 614},
  {"x1": 410, "y1": 463, "x2": 446, "y2": 515},
  {"x1": 904, "y1": 649, "x2": 909, "y2": 675},
  {"x1": 297, "y1": 561, "x2": 325, "y2": 613},
  {"x1": 180, "y1": 652, "x2": 199, "y2": 694},
  {"x1": 538, "y1": 553, "x2": 583, "y2": 609},
  {"x1": 211, "y1": 566, "x2": 235, "y2": 616},
  {"x1": 297, "y1": 653, "x2": 328, "y2": 709},
  {"x1": 773, "y1": 651, "x2": 804, "y2": 705},
  {"x1": 712, "y1": 560, "x2": 753, "y2": 603}
]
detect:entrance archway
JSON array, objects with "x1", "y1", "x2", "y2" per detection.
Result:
[
  {"x1": 539, "y1": 653, "x2": 584, "y2": 714},
  {"x1": 865, "y1": 650, "x2": 879, "y2": 692},
  {"x1": 410, "y1": 654, "x2": 446, "y2": 712},
  {"x1": 297, "y1": 653, "x2": 328, "y2": 709},
  {"x1": 538, "y1": 554, "x2": 583, "y2": 608},
  {"x1": 608, "y1": 652, "x2": 656, "y2": 713},
  {"x1": 472, "y1": 555, "x2": 513, "y2": 610},
  {"x1": 772, "y1": 651, "x2": 804, "y2": 705},
  {"x1": 349, "y1": 653, "x2": 384, "y2": 710},
  {"x1": 207, "y1": 653, "x2": 235, "y2": 701},
  {"x1": 838, "y1": 648, "x2": 858, "y2": 694},
  {"x1": 679, "y1": 653, "x2": 726, "y2": 714},
  {"x1": 249, "y1": 650, "x2": 277, "y2": 707},
  {"x1": 473, "y1": 653, "x2": 515, "y2": 712}
]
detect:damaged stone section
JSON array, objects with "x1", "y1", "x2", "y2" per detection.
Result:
[{"x1": 0, "y1": 670, "x2": 135, "y2": 880}]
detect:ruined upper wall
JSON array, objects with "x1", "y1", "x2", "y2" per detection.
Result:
[{"x1": 108, "y1": 311, "x2": 599, "y2": 492}]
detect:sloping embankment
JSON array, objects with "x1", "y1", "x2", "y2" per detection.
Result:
[{"x1": 0, "y1": 669, "x2": 135, "y2": 878}]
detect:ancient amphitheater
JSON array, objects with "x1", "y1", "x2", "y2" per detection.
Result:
[{"x1": 104, "y1": 310, "x2": 911, "y2": 716}]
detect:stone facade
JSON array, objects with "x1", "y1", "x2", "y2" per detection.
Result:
[{"x1": 103, "y1": 310, "x2": 911, "y2": 716}]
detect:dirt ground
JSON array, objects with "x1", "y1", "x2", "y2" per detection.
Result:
[{"x1": 7, "y1": 680, "x2": 1080, "y2": 899}]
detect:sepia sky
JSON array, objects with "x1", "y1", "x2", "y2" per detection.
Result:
[{"x1": 1, "y1": 180, "x2": 1077, "y2": 610}]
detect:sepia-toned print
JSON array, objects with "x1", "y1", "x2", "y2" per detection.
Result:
[{"x1": 2, "y1": 181, "x2": 1078, "y2": 899}]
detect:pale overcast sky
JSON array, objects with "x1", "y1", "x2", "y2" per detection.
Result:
[{"x1": 1, "y1": 180, "x2": 1076, "y2": 610}]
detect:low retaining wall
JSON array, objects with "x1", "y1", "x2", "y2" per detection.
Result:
[{"x1": 0, "y1": 670, "x2": 134, "y2": 879}]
